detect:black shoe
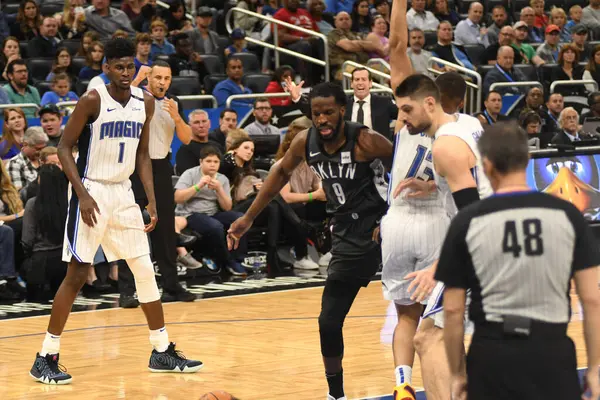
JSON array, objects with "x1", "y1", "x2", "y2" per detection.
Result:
[
  {"x1": 177, "y1": 233, "x2": 197, "y2": 247},
  {"x1": 161, "y1": 285, "x2": 196, "y2": 302},
  {"x1": 30, "y1": 353, "x2": 72, "y2": 385},
  {"x1": 119, "y1": 294, "x2": 140, "y2": 309},
  {"x1": 148, "y1": 342, "x2": 203, "y2": 373},
  {"x1": 0, "y1": 280, "x2": 21, "y2": 301}
]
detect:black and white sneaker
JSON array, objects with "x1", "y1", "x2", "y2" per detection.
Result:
[
  {"x1": 148, "y1": 342, "x2": 203, "y2": 373},
  {"x1": 30, "y1": 353, "x2": 72, "y2": 385}
]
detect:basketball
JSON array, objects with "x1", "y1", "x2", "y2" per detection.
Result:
[{"x1": 199, "y1": 391, "x2": 234, "y2": 400}]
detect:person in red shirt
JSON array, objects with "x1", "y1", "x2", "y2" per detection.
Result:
[
  {"x1": 531, "y1": 0, "x2": 549, "y2": 29},
  {"x1": 273, "y1": 0, "x2": 323, "y2": 85},
  {"x1": 265, "y1": 65, "x2": 297, "y2": 106}
]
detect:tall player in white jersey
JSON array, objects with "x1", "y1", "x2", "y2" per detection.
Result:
[
  {"x1": 393, "y1": 73, "x2": 492, "y2": 400},
  {"x1": 29, "y1": 38, "x2": 202, "y2": 386}
]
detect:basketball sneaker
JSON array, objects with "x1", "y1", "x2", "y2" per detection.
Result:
[
  {"x1": 326, "y1": 395, "x2": 347, "y2": 400},
  {"x1": 148, "y1": 342, "x2": 203, "y2": 373},
  {"x1": 393, "y1": 383, "x2": 417, "y2": 400},
  {"x1": 29, "y1": 353, "x2": 72, "y2": 385}
]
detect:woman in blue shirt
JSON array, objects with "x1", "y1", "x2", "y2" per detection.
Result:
[{"x1": 78, "y1": 41, "x2": 104, "y2": 81}]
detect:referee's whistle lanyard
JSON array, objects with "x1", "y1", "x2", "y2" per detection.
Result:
[{"x1": 495, "y1": 64, "x2": 514, "y2": 83}]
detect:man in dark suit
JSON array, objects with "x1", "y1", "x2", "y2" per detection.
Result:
[
  {"x1": 551, "y1": 107, "x2": 591, "y2": 145},
  {"x1": 28, "y1": 16, "x2": 61, "y2": 58}
]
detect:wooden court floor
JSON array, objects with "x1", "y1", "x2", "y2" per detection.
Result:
[{"x1": 0, "y1": 283, "x2": 587, "y2": 400}]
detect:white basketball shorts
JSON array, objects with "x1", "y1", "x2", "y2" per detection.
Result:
[
  {"x1": 62, "y1": 178, "x2": 150, "y2": 263},
  {"x1": 423, "y1": 281, "x2": 473, "y2": 333},
  {"x1": 381, "y1": 207, "x2": 450, "y2": 305}
]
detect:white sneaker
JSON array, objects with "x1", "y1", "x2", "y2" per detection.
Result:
[
  {"x1": 327, "y1": 395, "x2": 347, "y2": 400},
  {"x1": 318, "y1": 252, "x2": 332, "y2": 267},
  {"x1": 293, "y1": 256, "x2": 319, "y2": 270}
]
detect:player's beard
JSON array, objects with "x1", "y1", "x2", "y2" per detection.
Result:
[
  {"x1": 407, "y1": 117, "x2": 432, "y2": 136},
  {"x1": 318, "y1": 113, "x2": 343, "y2": 142}
]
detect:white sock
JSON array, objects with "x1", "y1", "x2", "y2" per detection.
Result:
[
  {"x1": 149, "y1": 327, "x2": 169, "y2": 352},
  {"x1": 40, "y1": 332, "x2": 61, "y2": 356},
  {"x1": 395, "y1": 365, "x2": 412, "y2": 386}
]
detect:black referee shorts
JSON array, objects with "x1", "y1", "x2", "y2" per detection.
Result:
[{"x1": 467, "y1": 323, "x2": 581, "y2": 400}]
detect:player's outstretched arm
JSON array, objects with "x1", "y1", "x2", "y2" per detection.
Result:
[
  {"x1": 227, "y1": 130, "x2": 308, "y2": 249},
  {"x1": 356, "y1": 128, "x2": 394, "y2": 169},
  {"x1": 58, "y1": 90, "x2": 101, "y2": 227},
  {"x1": 137, "y1": 91, "x2": 157, "y2": 232},
  {"x1": 389, "y1": 0, "x2": 412, "y2": 97}
]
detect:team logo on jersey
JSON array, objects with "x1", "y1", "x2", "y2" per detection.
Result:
[
  {"x1": 341, "y1": 151, "x2": 351, "y2": 164},
  {"x1": 310, "y1": 162, "x2": 357, "y2": 180},
  {"x1": 99, "y1": 121, "x2": 143, "y2": 140}
]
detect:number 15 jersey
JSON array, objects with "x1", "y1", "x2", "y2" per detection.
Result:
[{"x1": 78, "y1": 85, "x2": 146, "y2": 183}]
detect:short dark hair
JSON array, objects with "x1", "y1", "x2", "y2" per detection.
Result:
[
  {"x1": 478, "y1": 121, "x2": 529, "y2": 174},
  {"x1": 200, "y1": 146, "x2": 222, "y2": 160},
  {"x1": 519, "y1": 110, "x2": 542, "y2": 128},
  {"x1": 253, "y1": 97, "x2": 270, "y2": 107},
  {"x1": 309, "y1": 82, "x2": 347, "y2": 106},
  {"x1": 351, "y1": 67, "x2": 372, "y2": 81},
  {"x1": 396, "y1": 74, "x2": 441, "y2": 101},
  {"x1": 492, "y1": 4, "x2": 506, "y2": 12},
  {"x1": 485, "y1": 90, "x2": 502, "y2": 100},
  {"x1": 435, "y1": 72, "x2": 466, "y2": 102},
  {"x1": 226, "y1": 56, "x2": 243, "y2": 69},
  {"x1": 152, "y1": 60, "x2": 171, "y2": 69},
  {"x1": 220, "y1": 108, "x2": 237, "y2": 119},
  {"x1": 52, "y1": 72, "x2": 70, "y2": 84},
  {"x1": 7, "y1": 59, "x2": 26, "y2": 75},
  {"x1": 104, "y1": 38, "x2": 135, "y2": 62},
  {"x1": 172, "y1": 33, "x2": 190, "y2": 47},
  {"x1": 409, "y1": 27, "x2": 424, "y2": 34}
]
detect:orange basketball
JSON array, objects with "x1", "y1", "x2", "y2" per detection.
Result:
[{"x1": 199, "y1": 391, "x2": 234, "y2": 400}]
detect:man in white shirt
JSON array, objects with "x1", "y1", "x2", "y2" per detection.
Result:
[
  {"x1": 406, "y1": 0, "x2": 439, "y2": 31},
  {"x1": 244, "y1": 98, "x2": 279, "y2": 137},
  {"x1": 454, "y1": 2, "x2": 490, "y2": 47},
  {"x1": 407, "y1": 28, "x2": 433, "y2": 76},
  {"x1": 582, "y1": 0, "x2": 600, "y2": 30}
]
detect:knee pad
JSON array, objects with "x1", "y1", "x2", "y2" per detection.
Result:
[{"x1": 126, "y1": 254, "x2": 160, "y2": 303}]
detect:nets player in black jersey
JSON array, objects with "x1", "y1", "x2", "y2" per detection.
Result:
[{"x1": 228, "y1": 82, "x2": 393, "y2": 400}]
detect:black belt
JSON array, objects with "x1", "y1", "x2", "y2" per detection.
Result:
[{"x1": 475, "y1": 318, "x2": 568, "y2": 339}]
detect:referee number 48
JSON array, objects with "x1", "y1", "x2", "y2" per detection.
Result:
[{"x1": 502, "y1": 219, "x2": 544, "y2": 258}]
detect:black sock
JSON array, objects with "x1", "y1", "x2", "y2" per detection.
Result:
[{"x1": 326, "y1": 369, "x2": 344, "y2": 399}]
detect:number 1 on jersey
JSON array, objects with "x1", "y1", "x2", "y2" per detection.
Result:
[
  {"x1": 406, "y1": 145, "x2": 433, "y2": 181},
  {"x1": 118, "y1": 142, "x2": 125, "y2": 163}
]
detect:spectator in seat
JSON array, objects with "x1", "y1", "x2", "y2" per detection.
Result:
[
  {"x1": 0, "y1": 37, "x2": 21, "y2": 82},
  {"x1": 20, "y1": 146, "x2": 62, "y2": 204},
  {"x1": 121, "y1": 0, "x2": 147, "y2": 20},
  {"x1": 168, "y1": 33, "x2": 208, "y2": 87},
  {"x1": 40, "y1": 73, "x2": 79, "y2": 109},
  {"x1": 582, "y1": 0, "x2": 600, "y2": 31},
  {"x1": 10, "y1": 0, "x2": 40, "y2": 41},
  {"x1": 328, "y1": 11, "x2": 375, "y2": 81},
  {"x1": 520, "y1": 86, "x2": 545, "y2": 118},
  {"x1": 407, "y1": 28, "x2": 433, "y2": 76},
  {"x1": 176, "y1": 109, "x2": 213, "y2": 175},
  {"x1": 483, "y1": 26, "x2": 522, "y2": 65},
  {"x1": 77, "y1": 31, "x2": 100, "y2": 57},
  {"x1": 432, "y1": 0, "x2": 461, "y2": 27},
  {"x1": 454, "y1": 2, "x2": 489, "y2": 47},
  {"x1": 475, "y1": 90, "x2": 509, "y2": 125},
  {"x1": 432, "y1": 21, "x2": 475, "y2": 70},
  {"x1": 531, "y1": 0, "x2": 549, "y2": 29},
  {"x1": 160, "y1": 0, "x2": 188, "y2": 36},
  {"x1": 487, "y1": 5, "x2": 509, "y2": 45},
  {"x1": 84, "y1": 0, "x2": 135, "y2": 39},
  {"x1": 308, "y1": 0, "x2": 334, "y2": 36},
  {"x1": 3, "y1": 60, "x2": 41, "y2": 119},
  {"x1": 351, "y1": 0, "x2": 372, "y2": 36},
  {"x1": 273, "y1": 0, "x2": 322, "y2": 85},
  {"x1": 519, "y1": 110, "x2": 543, "y2": 145},
  {"x1": 46, "y1": 47, "x2": 77, "y2": 83},
  {"x1": 366, "y1": 15, "x2": 390, "y2": 61},
  {"x1": 541, "y1": 92, "x2": 565, "y2": 146},
  {"x1": 583, "y1": 44, "x2": 600, "y2": 92},
  {"x1": 235, "y1": 0, "x2": 264, "y2": 33},
  {"x1": 174, "y1": 146, "x2": 248, "y2": 276},
  {"x1": 512, "y1": 21, "x2": 545, "y2": 66},
  {"x1": 373, "y1": 0, "x2": 391, "y2": 32},
  {"x1": 27, "y1": 15, "x2": 61, "y2": 58},
  {"x1": 39, "y1": 104, "x2": 63, "y2": 148},
  {"x1": 325, "y1": 0, "x2": 354, "y2": 14},
  {"x1": 188, "y1": 6, "x2": 220, "y2": 55},
  {"x1": 56, "y1": 0, "x2": 87, "y2": 40},
  {"x1": 580, "y1": 91, "x2": 600, "y2": 122},
  {"x1": 246, "y1": 98, "x2": 279, "y2": 137},
  {"x1": 536, "y1": 24, "x2": 561, "y2": 63},
  {"x1": 482, "y1": 45, "x2": 528, "y2": 96},
  {"x1": 224, "y1": 28, "x2": 249, "y2": 58},
  {"x1": 551, "y1": 44, "x2": 586, "y2": 97},
  {"x1": 521, "y1": 7, "x2": 544, "y2": 43},
  {"x1": 407, "y1": 0, "x2": 439, "y2": 31},
  {"x1": 21, "y1": 164, "x2": 67, "y2": 300},
  {"x1": 552, "y1": 107, "x2": 588, "y2": 144},
  {"x1": 209, "y1": 108, "x2": 238, "y2": 152},
  {"x1": 0, "y1": 108, "x2": 27, "y2": 161},
  {"x1": 566, "y1": 5, "x2": 583, "y2": 31},
  {"x1": 550, "y1": 7, "x2": 572, "y2": 43},
  {"x1": 265, "y1": 65, "x2": 297, "y2": 106},
  {"x1": 212, "y1": 57, "x2": 253, "y2": 107},
  {"x1": 149, "y1": 20, "x2": 175, "y2": 60},
  {"x1": 134, "y1": 32, "x2": 153, "y2": 75},
  {"x1": 78, "y1": 41, "x2": 104, "y2": 81},
  {"x1": 7, "y1": 127, "x2": 48, "y2": 191},
  {"x1": 571, "y1": 24, "x2": 590, "y2": 62}
]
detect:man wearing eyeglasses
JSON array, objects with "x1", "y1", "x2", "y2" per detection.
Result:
[
  {"x1": 3, "y1": 60, "x2": 41, "y2": 119},
  {"x1": 245, "y1": 98, "x2": 279, "y2": 137},
  {"x1": 7, "y1": 127, "x2": 48, "y2": 191}
]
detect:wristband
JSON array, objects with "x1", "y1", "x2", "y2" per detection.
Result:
[
  {"x1": 14, "y1": 213, "x2": 18, "y2": 219},
  {"x1": 193, "y1": 184, "x2": 200, "y2": 192},
  {"x1": 308, "y1": 192, "x2": 313, "y2": 202}
]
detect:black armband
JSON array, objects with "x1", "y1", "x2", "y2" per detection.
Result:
[{"x1": 452, "y1": 187, "x2": 480, "y2": 210}]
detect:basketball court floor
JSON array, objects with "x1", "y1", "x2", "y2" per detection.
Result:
[{"x1": 0, "y1": 281, "x2": 589, "y2": 400}]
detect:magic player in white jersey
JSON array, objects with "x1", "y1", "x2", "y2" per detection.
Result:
[
  {"x1": 29, "y1": 38, "x2": 202, "y2": 386},
  {"x1": 393, "y1": 73, "x2": 492, "y2": 400}
]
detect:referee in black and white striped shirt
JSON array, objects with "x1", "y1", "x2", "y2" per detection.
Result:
[{"x1": 435, "y1": 121, "x2": 600, "y2": 400}]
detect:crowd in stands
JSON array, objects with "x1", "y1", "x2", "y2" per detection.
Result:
[{"x1": 1, "y1": 0, "x2": 600, "y2": 302}]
